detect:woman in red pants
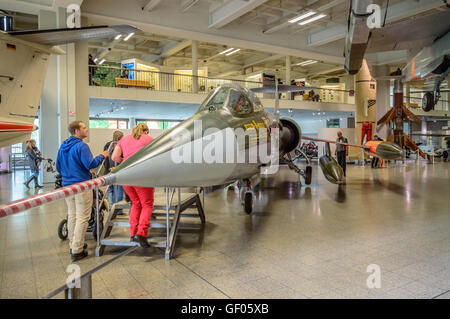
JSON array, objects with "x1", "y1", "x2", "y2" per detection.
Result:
[{"x1": 112, "y1": 123, "x2": 154, "y2": 247}]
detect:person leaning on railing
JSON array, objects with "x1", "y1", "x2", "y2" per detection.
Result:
[
  {"x1": 56, "y1": 120, "x2": 109, "y2": 262},
  {"x1": 111, "y1": 123, "x2": 154, "y2": 248}
]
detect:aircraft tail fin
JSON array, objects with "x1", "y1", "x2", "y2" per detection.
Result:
[
  {"x1": 0, "y1": 25, "x2": 141, "y2": 147},
  {"x1": 0, "y1": 34, "x2": 51, "y2": 124}
]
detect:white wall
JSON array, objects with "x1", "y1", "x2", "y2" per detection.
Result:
[{"x1": 317, "y1": 128, "x2": 359, "y2": 160}]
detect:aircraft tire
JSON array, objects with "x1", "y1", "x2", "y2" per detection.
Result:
[
  {"x1": 422, "y1": 92, "x2": 434, "y2": 112},
  {"x1": 305, "y1": 166, "x2": 312, "y2": 185},
  {"x1": 58, "y1": 219, "x2": 68, "y2": 240},
  {"x1": 244, "y1": 192, "x2": 253, "y2": 214}
]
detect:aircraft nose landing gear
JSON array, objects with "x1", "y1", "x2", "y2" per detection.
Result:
[{"x1": 240, "y1": 180, "x2": 254, "y2": 214}]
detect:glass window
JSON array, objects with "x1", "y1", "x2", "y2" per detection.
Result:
[
  {"x1": 90, "y1": 120, "x2": 109, "y2": 128},
  {"x1": 327, "y1": 119, "x2": 340, "y2": 128},
  {"x1": 197, "y1": 87, "x2": 229, "y2": 112},
  {"x1": 118, "y1": 120, "x2": 128, "y2": 129},
  {"x1": 89, "y1": 119, "x2": 128, "y2": 129},
  {"x1": 228, "y1": 89, "x2": 253, "y2": 115}
]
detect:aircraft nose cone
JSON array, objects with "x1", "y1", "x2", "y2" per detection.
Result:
[{"x1": 376, "y1": 142, "x2": 402, "y2": 160}]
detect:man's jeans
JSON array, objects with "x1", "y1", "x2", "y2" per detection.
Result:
[{"x1": 108, "y1": 185, "x2": 124, "y2": 214}]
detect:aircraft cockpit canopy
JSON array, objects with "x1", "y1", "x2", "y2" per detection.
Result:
[{"x1": 196, "y1": 83, "x2": 264, "y2": 116}]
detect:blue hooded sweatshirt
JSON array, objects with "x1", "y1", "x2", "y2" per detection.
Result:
[{"x1": 56, "y1": 136, "x2": 105, "y2": 186}]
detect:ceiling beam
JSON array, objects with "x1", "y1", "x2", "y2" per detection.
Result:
[
  {"x1": 144, "y1": 40, "x2": 192, "y2": 63},
  {"x1": 142, "y1": 0, "x2": 162, "y2": 12},
  {"x1": 308, "y1": 0, "x2": 447, "y2": 47},
  {"x1": 243, "y1": 54, "x2": 284, "y2": 69},
  {"x1": 209, "y1": 0, "x2": 269, "y2": 29}
]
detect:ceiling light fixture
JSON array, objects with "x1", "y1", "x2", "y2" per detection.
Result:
[
  {"x1": 296, "y1": 60, "x2": 318, "y2": 66},
  {"x1": 299, "y1": 13, "x2": 326, "y2": 26},
  {"x1": 94, "y1": 58, "x2": 98, "y2": 62},
  {"x1": 219, "y1": 47, "x2": 234, "y2": 55},
  {"x1": 124, "y1": 32, "x2": 134, "y2": 41},
  {"x1": 114, "y1": 34, "x2": 122, "y2": 40},
  {"x1": 226, "y1": 48, "x2": 240, "y2": 56},
  {"x1": 288, "y1": 11, "x2": 316, "y2": 24},
  {"x1": 99, "y1": 59, "x2": 106, "y2": 65}
]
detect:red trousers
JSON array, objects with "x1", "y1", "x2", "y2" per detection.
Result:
[{"x1": 123, "y1": 186, "x2": 154, "y2": 237}]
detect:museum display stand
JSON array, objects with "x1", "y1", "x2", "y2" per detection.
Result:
[{"x1": 95, "y1": 186, "x2": 205, "y2": 260}]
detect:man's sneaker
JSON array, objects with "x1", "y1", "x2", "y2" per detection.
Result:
[
  {"x1": 135, "y1": 234, "x2": 150, "y2": 248},
  {"x1": 71, "y1": 250, "x2": 88, "y2": 262},
  {"x1": 70, "y1": 243, "x2": 88, "y2": 255}
]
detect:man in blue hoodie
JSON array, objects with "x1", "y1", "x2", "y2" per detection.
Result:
[{"x1": 57, "y1": 120, "x2": 109, "y2": 262}]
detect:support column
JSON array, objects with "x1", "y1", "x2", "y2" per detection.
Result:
[
  {"x1": 39, "y1": 9, "x2": 59, "y2": 183},
  {"x1": 74, "y1": 40, "x2": 89, "y2": 138},
  {"x1": 285, "y1": 56, "x2": 291, "y2": 84},
  {"x1": 446, "y1": 80, "x2": 450, "y2": 111},
  {"x1": 129, "y1": 117, "x2": 136, "y2": 128},
  {"x1": 355, "y1": 60, "x2": 376, "y2": 160},
  {"x1": 285, "y1": 56, "x2": 291, "y2": 100},
  {"x1": 374, "y1": 64, "x2": 390, "y2": 140},
  {"x1": 191, "y1": 40, "x2": 198, "y2": 93}
]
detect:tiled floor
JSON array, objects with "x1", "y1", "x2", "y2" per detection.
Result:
[{"x1": 0, "y1": 161, "x2": 449, "y2": 299}]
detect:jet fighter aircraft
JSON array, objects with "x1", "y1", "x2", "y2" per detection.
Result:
[{"x1": 0, "y1": 81, "x2": 403, "y2": 217}]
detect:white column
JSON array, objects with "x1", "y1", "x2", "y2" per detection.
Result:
[
  {"x1": 39, "y1": 9, "x2": 59, "y2": 183},
  {"x1": 285, "y1": 56, "x2": 291, "y2": 84},
  {"x1": 74, "y1": 40, "x2": 90, "y2": 138},
  {"x1": 374, "y1": 64, "x2": 391, "y2": 140},
  {"x1": 446, "y1": 80, "x2": 450, "y2": 111},
  {"x1": 285, "y1": 56, "x2": 291, "y2": 100},
  {"x1": 191, "y1": 40, "x2": 198, "y2": 93},
  {"x1": 129, "y1": 117, "x2": 136, "y2": 128}
]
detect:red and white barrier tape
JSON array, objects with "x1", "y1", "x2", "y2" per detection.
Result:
[{"x1": 0, "y1": 177, "x2": 108, "y2": 218}]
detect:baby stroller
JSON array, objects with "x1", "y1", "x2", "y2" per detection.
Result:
[{"x1": 56, "y1": 173, "x2": 109, "y2": 241}]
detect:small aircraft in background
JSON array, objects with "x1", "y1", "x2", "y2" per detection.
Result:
[
  {"x1": 0, "y1": 20, "x2": 140, "y2": 148},
  {"x1": 344, "y1": 0, "x2": 450, "y2": 112}
]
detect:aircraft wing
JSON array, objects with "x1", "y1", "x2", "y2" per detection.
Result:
[
  {"x1": 366, "y1": 10, "x2": 450, "y2": 53},
  {"x1": 302, "y1": 136, "x2": 367, "y2": 150},
  {"x1": 251, "y1": 85, "x2": 319, "y2": 93},
  {"x1": 7, "y1": 25, "x2": 140, "y2": 46}
]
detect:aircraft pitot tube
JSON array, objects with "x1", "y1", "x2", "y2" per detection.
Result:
[{"x1": 0, "y1": 175, "x2": 116, "y2": 218}]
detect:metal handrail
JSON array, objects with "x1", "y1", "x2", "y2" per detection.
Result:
[
  {"x1": 91, "y1": 65, "x2": 262, "y2": 85},
  {"x1": 43, "y1": 246, "x2": 138, "y2": 299}
]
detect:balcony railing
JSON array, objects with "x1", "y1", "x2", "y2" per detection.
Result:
[
  {"x1": 90, "y1": 65, "x2": 263, "y2": 94},
  {"x1": 89, "y1": 65, "x2": 355, "y2": 104}
]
